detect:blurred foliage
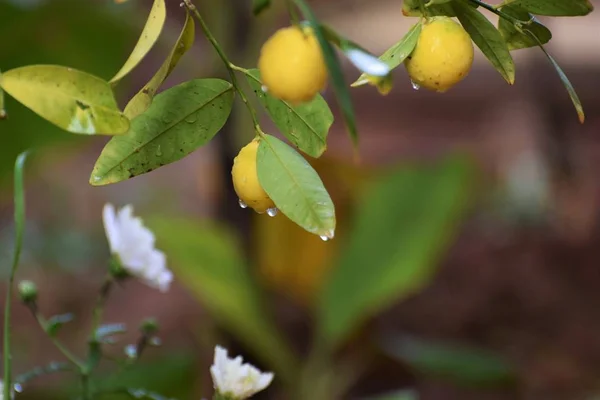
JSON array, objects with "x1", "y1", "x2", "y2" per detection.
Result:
[{"x1": 0, "y1": 0, "x2": 137, "y2": 185}]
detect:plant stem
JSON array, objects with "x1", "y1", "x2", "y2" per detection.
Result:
[
  {"x1": 30, "y1": 309, "x2": 84, "y2": 369},
  {"x1": 3, "y1": 152, "x2": 28, "y2": 400},
  {"x1": 286, "y1": 0, "x2": 301, "y2": 26},
  {"x1": 0, "y1": 68, "x2": 6, "y2": 120},
  {"x1": 90, "y1": 276, "x2": 113, "y2": 341},
  {"x1": 466, "y1": 0, "x2": 522, "y2": 25},
  {"x1": 182, "y1": 0, "x2": 262, "y2": 133},
  {"x1": 81, "y1": 372, "x2": 91, "y2": 400}
]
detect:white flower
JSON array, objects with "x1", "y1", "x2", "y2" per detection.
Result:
[
  {"x1": 103, "y1": 203, "x2": 173, "y2": 292},
  {"x1": 210, "y1": 346, "x2": 274, "y2": 399}
]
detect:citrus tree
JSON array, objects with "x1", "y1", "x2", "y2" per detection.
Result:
[{"x1": 0, "y1": 0, "x2": 593, "y2": 399}]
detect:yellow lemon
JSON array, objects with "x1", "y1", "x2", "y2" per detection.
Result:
[
  {"x1": 232, "y1": 139, "x2": 275, "y2": 214},
  {"x1": 405, "y1": 17, "x2": 474, "y2": 92},
  {"x1": 258, "y1": 25, "x2": 328, "y2": 104}
]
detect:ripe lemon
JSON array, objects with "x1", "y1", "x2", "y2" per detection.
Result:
[
  {"x1": 405, "y1": 17, "x2": 474, "y2": 92},
  {"x1": 232, "y1": 139, "x2": 275, "y2": 214},
  {"x1": 258, "y1": 25, "x2": 328, "y2": 104}
]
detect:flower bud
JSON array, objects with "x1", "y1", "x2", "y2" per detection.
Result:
[
  {"x1": 140, "y1": 318, "x2": 159, "y2": 335},
  {"x1": 18, "y1": 280, "x2": 38, "y2": 303}
]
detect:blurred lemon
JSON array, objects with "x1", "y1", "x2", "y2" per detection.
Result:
[
  {"x1": 231, "y1": 138, "x2": 275, "y2": 214},
  {"x1": 258, "y1": 25, "x2": 328, "y2": 104},
  {"x1": 405, "y1": 17, "x2": 473, "y2": 92}
]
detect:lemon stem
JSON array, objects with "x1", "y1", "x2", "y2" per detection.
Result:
[
  {"x1": 286, "y1": 0, "x2": 301, "y2": 27},
  {"x1": 466, "y1": 0, "x2": 523, "y2": 25},
  {"x1": 182, "y1": 0, "x2": 262, "y2": 132}
]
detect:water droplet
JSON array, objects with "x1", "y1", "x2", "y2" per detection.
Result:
[
  {"x1": 261, "y1": 85, "x2": 268, "y2": 93},
  {"x1": 320, "y1": 235, "x2": 330, "y2": 241},
  {"x1": 124, "y1": 344, "x2": 137, "y2": 358},
  {"x1": 319, "y1": 230, "x2": 335, "y2": 241},
  {"x1": 150, "y1": 337, "x2": 162, "y2": 346},
  {"x1": 411, "y1": 80, "x2": 421, "y2": 91},
  {"x1": 266, "y1": 207, "x2": 278, "y2": 217},
  {"x1": 185, "y1": 115, "x2": 197, "y2": 124},
  {"x1": 13, "y1": 383, "x2": 23, "y2": 393},
  {"x1": 238, "y1": 199, "x2": 248, "y2": 209},
  {"x1": 155, "y1": 145, "x2": 163, "y2": 157}
]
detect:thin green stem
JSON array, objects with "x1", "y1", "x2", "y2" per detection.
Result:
[
  {"x1": 31, "y1": 310, "x2": 84, "y2": 369},
  {"x1": 81, "y1": 373, "x2": 91, "y2": 400},
  {"x1": 0, "y1": 68, "x2": 6, "y2": 120},
  {"x1": 286, "y1": 0, "x2": 301, "y2": 26},
  {"x1": 90, "y1": 276, "x2": 113, "y2": 341},
  {"x1": 182, "y1": 0, "x2": 262, "y2": 133},
  {"x1": 466, "y1": 0, "x2": 522, "y2": 25},
  {"x1": 3, "y1": 152, "x2": 28, "y2": 400}
]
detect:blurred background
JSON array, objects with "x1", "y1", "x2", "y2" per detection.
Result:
[{"x1": 1, "y1": 0, "x2": 599, "y2": 399}]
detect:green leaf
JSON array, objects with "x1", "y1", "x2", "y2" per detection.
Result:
[
  {"x1": 46, "y1": 313, "x2": 74, "y2": 337},
  {"x1": 110, "y1": 0, "x2": 167, "y2": 83},
  {"x1": 382, "y1": 336, "x2": 516, "y2": 387},
  {"x1": 124, "y1": 11, "x2": 195, "y2": 119},
  {"x1": 498, "y1": 4, "x2": 552, "y2": 50},
  {"x1": 364, "y1": 390, "x2": 419, "y2": 400},
  {"x1": 534, "y1": 40, "x2": 585, "y2": 123},
  {"x1": 253, "y1": 0, "x2": 271, "y2": 15},
  {"x1": 257, "y1": 134, "x2": 336, "y2": 238},
  {"x1": 0, "y1": 65, "x2": 129, "y2": 135},
  {"x1": 147, "y1": 216, "x2": 298, "y2": 383},
  {"x1": 293, "y1": 0, "x2": 359, "y2": 148},
  {"x1": 453, "y1": 1, "x2": 515, "y2": 85},
  {"x1": 352, "y1": 22, "x2": 422, "y2": 87},
  {"x1": 246, "y1": 69, "x2": 332, "y2": 158},
  {"x1": 317, "y1": 156, "x2": 474, "y2": 348},
  {"x1": 90, "y1": 78, "x2": 234, "y2": 186},
  {"x1": 512, "y1": 0, "x2": 593, "y2": 16}
]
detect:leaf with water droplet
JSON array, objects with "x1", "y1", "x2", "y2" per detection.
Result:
[
  {"x1": 110, "y1": 0, "x2": 166, "y2": 84},
  {"x1": 257, "y1": 134, "x2": 336, "y2": 237},
  {"x1": 124, "y1": 11, "x2": 195, "y2": 119},
  {"x1": 90, "y1": 79, "x2": 234, "y2": 186},
  {"x1": 0, "y1": 65, "x2": 129, "y2": 135},
  {"x1": 266, "y1": 207, "x2": 278, "y2": 217},
  {"x1": 246, "y1": 69, "x2": 332, "y2": 158}
]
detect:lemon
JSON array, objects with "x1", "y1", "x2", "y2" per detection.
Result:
[
  {"x1": 232, "y1": 139, "x2": 275, "y2": 214},
  {"x1": 405, "y1": 17, "x2": 474, "y2": 92},
  {"x1": 258, "y1": 25, "x2": 328, "y2": 104}
]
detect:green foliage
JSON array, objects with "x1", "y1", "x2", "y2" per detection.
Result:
[
  {"x1": 90, "y1": 79, "x2": 234, "y2": 185},
  {"x1": 0, "y1": 65, "x2": 129, "y2": 135},
  {"x1": 124, "y1": 12, "x2": 195, "y2": 119},
  {"x1": 497, "y1": 5, "x2": 552, "y2": 50},
  {"x1": 511, "y1": 0, "x2": 593, "y2": 16},
  {"x1": 365, "y1": 390, "x2": 419, "y2": 400},
  {"x1": 318, "y1": 156, "x2": 474, "y2": 348},
  {"x1": 45, "y1": 314, "x2": 75, "y2": 338},
  {"x1": 253, "y1": 0, "x2": 271, "y2": 16},
  {"x1": 293, "y1": 0, "x2": 359, "y2": 147},
  {"x1": 110, "y1": 0, "x2": 167, "y2": 83},
  {"x1": 148, "y1": 216, "x2": 298, "y2": 383},
  {"x1": 382, "y1": 336, "x2": 516, "y2": 387},
  {"x1": 257, "y1": 134, "x2": 336, "y2": 238},
  {"x1": 453, "y1": 1, "x2": 515, "y2": 85},
  {"x1": 247, "y1": 69, "x2": 332, "y2": 158}
]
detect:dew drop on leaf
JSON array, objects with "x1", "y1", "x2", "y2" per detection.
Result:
[
  {"x1": 155, "y1": 145, "x2": 163, "y2": 157},
  {"x1": 238, "y1": 199, "x2": 248, "y2": 209},
  {"x1": 261, "y1": 85, "x2": 268, "y2": 93},
  {"x1": 266, "y1": 207, "x2": 278, "y2": 217},
  {"x1": 320, "y1": 235, "x2": 330, "y2": 241}
]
